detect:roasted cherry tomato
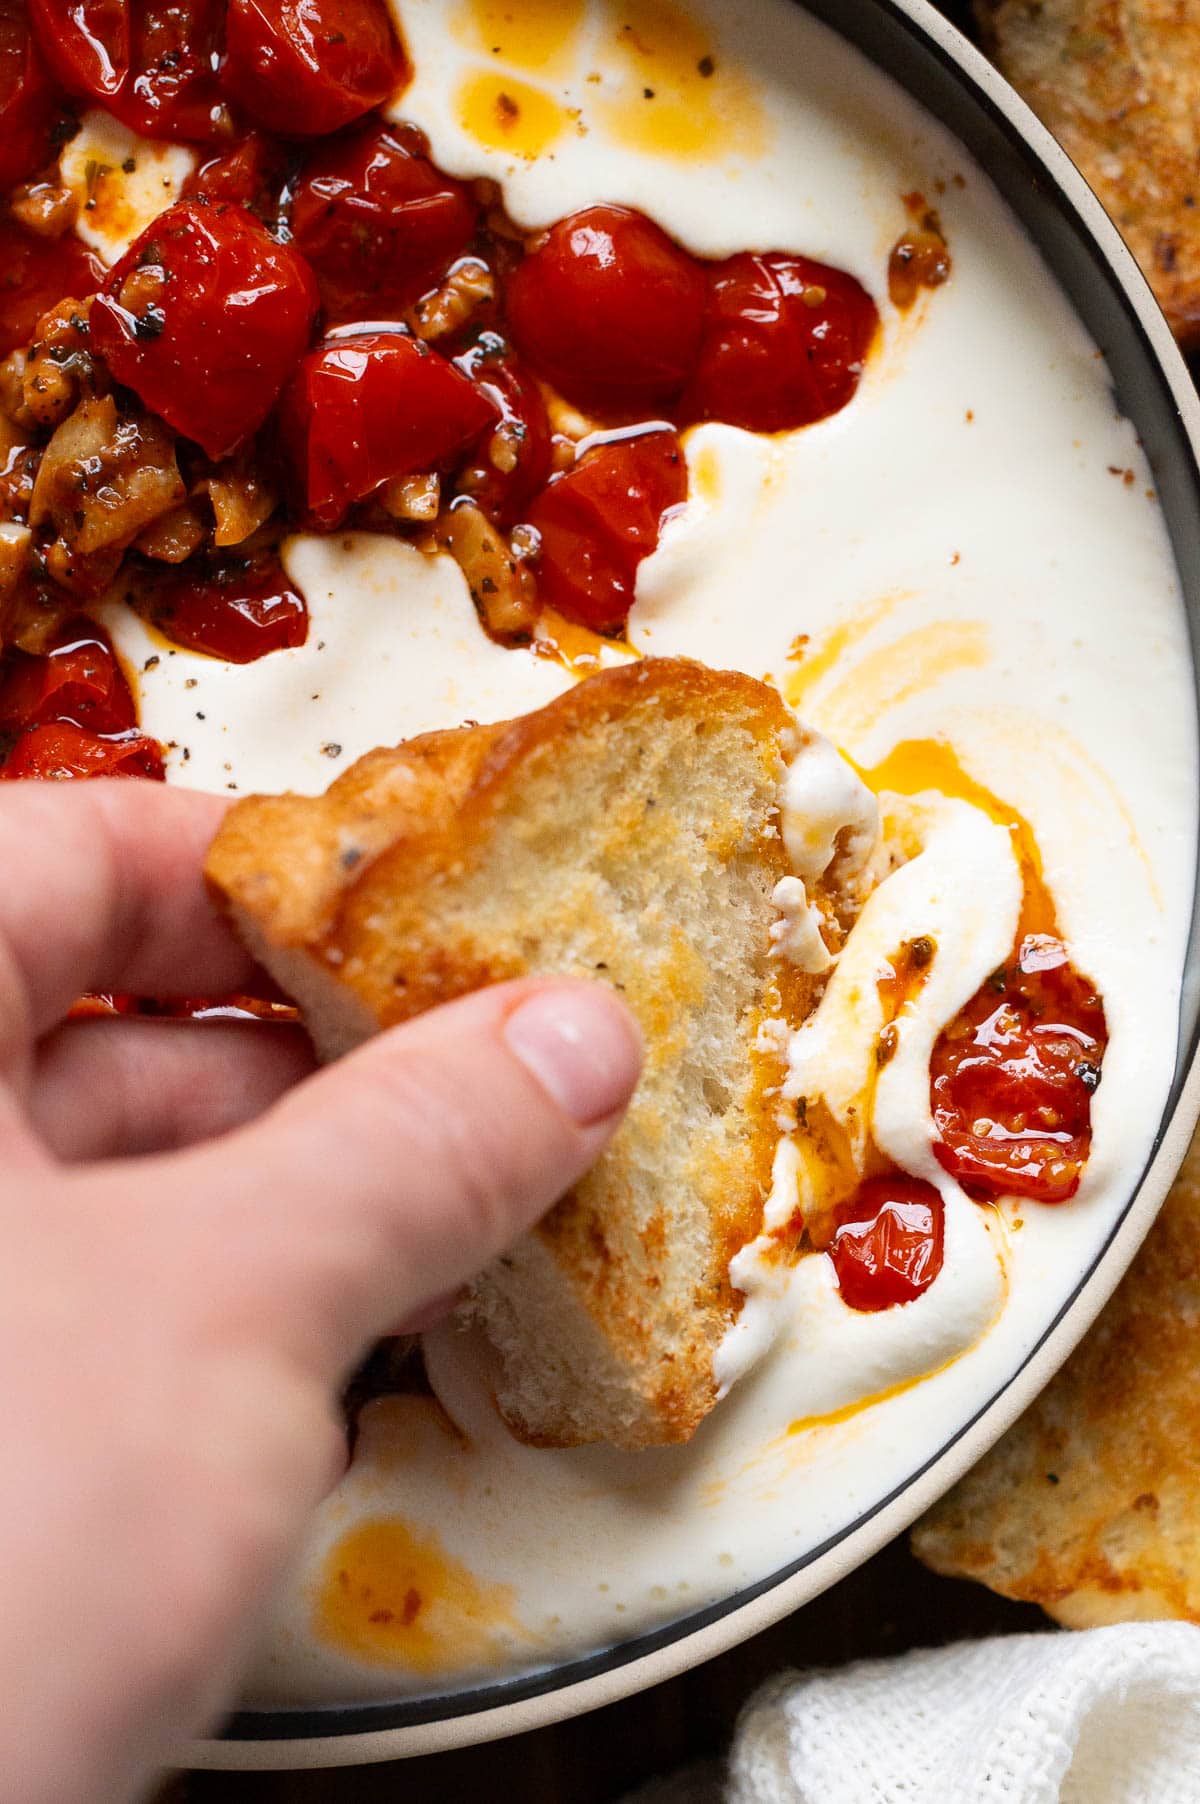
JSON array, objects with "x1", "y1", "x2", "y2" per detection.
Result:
[
  {"x1": 91, "y1": 200, "x2": 319, "y2": 460},
  {"x1": 1, "y1": 720, "x2": 164, "y2": 779},
  {"x1": 453, "y1": 334, "x2": 552, "y2": 524},
  {"x1": 0, "y1": 1, "x2": 66, "y2": 192},
  {"x1": 222, "y1": 0, "x2": 408, "y2": 138},
  {"x1": 30, "y1": 0, "x2": 128, "y2": 102},
  {"x1": 281, "y1": 330, "x2": 499, "y2": 530},
  {"x1": 184, "y1": 132, "x2": 290, "y2": 223},
  {"x1": 291, "y1": 124, "x2": 477, "y2": 324},
  {"x1": 0, "y1": 220, "x2": 102, "y2": 357},
  {"x1": 507, "y1": 205, "x2": 706, "y2": 420},
  {"x1": 107, "y1": 0, "x2": 225, "y2": 142},
  {"x1": 931, "y1": 936, "x2": 1107, "y2": 1204},
  {"x1": 0, "y1": 619, "x2": 135, "y2": 735},
  {"x1": 682, "y1": 253, "x2": 878, "y2": 433},
  {"x1": 829, "y1": 1174, "x2": 945, "y2": 1312},
  {"x1": 525, "y1": 428, "x2": 686, "y2": 635},
  {"x1": 71, "y1": 988, "x2": 296, "y2": 1019},
  {"x1": 137, "y1": 553, "x2": 308, "y2": 663}
]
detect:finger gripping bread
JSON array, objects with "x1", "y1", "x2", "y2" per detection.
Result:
[{"x1": 206, "y1": 658, "x2": 836, "y2": 1449}]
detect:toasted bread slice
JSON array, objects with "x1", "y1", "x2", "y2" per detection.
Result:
[
  {"x1": 206, "y1": 658, "x2": 842, "y2": 1449},
  {"x1": 913, "y1": 1126, "x2": 1200, "y2": 1624},
  {"x1": 977, "y1": 0, "x2": 1200, "y2": 346}
]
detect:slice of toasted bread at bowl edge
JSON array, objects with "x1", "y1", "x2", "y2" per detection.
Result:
[
  {"x1": 913, "y1": 1123, "x2": 1200, "y2": 1625},
  {"x1": 977, "y1": 0, "x2": 1200, "y2": 348},
  {"x1": 205, "y1": 657, "x2": 862, "y2": 1450}
]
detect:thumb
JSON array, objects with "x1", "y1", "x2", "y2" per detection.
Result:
[{"x1": 167, "y1": 979, "x2": 643, "y2": 1380}]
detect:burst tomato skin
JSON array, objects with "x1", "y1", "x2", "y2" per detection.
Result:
[
  {"x1": 107, "y1": 0, "x2": 225, "y2": 142},
  {"x1": 90, "y1": 200, "x2": 319, "y2": 460},
  {"x1": 682, "y1": 252, "x2": 878, "y2": 433},
  {"x1": 453, "y1": 335, "x2": 552, "y2": 525},
  {"x1": 184, "y1": 132, "x2": 290, "y2": 223},
  {"x1": 0, "y1": 1, "x2": 66, "y2": 191},
  {"x1": 829, "y1": 1174, "x2": 945, "y2": 1313},
  {"x1": 222, "y1": 0, "x2": 408, "y2": 138},
  {"x1": 30, "y1": 0, "x2": 129, "y2": 102},
  {"x1": 507, "y1": 205, "x2": 707, "y2": 420},
  {"x1": 931, "y1": 937, "x2": 1107, "y2": 1204},
  {"x1": 291, "y1": 124, "x2": 477, "y2": 323},
  {"x1": 281, "y1": 330, "x2": 499, "y2": 530},
  {"x1": 0, "y1": 222, "x2": 102, "y2": 358},
  {"x1": 139, "y1": 555, "x2": 308, "y2": 663},
  {"x1": 525, "y1": 427, "x2": 686, "y2": 634},
  {"x1": 1, "y1": 720, "x2": 164, "y2": 779},
  {"x1": 0, "y1": 620, "x2": 136, "y2": 735}
]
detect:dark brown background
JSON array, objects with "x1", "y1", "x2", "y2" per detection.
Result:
[{"x1": 162, "y1": 0, "x2": 1070, "y2": 1793}]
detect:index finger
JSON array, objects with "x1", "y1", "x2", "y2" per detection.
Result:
[{"x1": 0, "y1": 781, "x2": 269, "y2": 1050}]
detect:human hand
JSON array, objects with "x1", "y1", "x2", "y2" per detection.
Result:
[{"x1": 0, "y1": 779, "x2": 642, "y2": 1804}]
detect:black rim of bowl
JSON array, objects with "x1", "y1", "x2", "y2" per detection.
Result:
[{"x1": 224, "y1": 0, "x2": 1200, "y2": 1742}]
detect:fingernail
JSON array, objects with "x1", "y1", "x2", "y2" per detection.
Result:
[{"x1": 503, "y1": 986, "x2": 642, "y2": 1126}]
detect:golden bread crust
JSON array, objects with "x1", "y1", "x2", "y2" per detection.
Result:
[
  {"x1": 979, "y1": 0, "x2": 1200, "y2": 345},
  {"x1": 913, "y1": 1127, "x2": 1200, "y2": 1624}
]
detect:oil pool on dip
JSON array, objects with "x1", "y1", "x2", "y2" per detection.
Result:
[{"x1": 0, "y1": 0, "x2": 1193, "y2": 1705}]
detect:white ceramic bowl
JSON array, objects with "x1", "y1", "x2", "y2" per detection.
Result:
[{"x1": 190, "y1": 0, "x2": 1200, "y2": 1768}]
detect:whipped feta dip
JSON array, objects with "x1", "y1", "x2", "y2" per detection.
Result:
[{"x1": 80, "y1": 0, "x2": 1195, "y2": 1704}]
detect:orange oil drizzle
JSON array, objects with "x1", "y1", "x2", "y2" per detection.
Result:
[
  {"x1": 857, "y1": 736, "x2": 1056, "y2": 940},
  {"x1": 782, "y1": 592, "x2": 904, "y2": 713},
  {"x1": 453, "y1": 0, "x2": 768, "y2": 165},
  {"x1": 456, "y1": 0, "x2": 588, "y2": 74},
  {"x1": 596, "y1": 0, "x2": 768, "y2": 161},
  {"x1": 456, "y1": 70, "x2": 569, "y2": 157},
  {"x1": 533, "y1": 607, "x2": 639, "y2": 676},
  {"x1": 315, "y1": 1517, "x2": 522, "y2": 1672}
]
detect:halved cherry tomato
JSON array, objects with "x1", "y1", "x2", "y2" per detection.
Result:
[
  {"x1": 682, "y1": 253, "x2": 878, "y2": 434},
  {"x1": 1, "y1": 720, "x2": 164, "y2": 779},
  {"x1": 0, "y1": 220, "x2": 102, "y2": 357},
  {"x1": 454, "y1": 335, "x2": 552, "y2": 524},
  {"x1": 829, "y1": 1174, "x2": 945, "y2": 1312},
  {"x1": 931, "y1": 936, "x2": 1107, "y2": 1204},
  {"x1": 184, "y1": 132, "x2": 290, "y2": 224},
  {"x1": 108, "y1": 0, "x2": 225, "y2": 142},
  {"x1": 507, "y1": 205, "x2": 707, "y2": 420},
  {"x1": 30, "y1": 0, "x2": 129, "y2": 102},
  {"x1": 525, "y1": 428, "x2": 686, "y2": 634},
  {"x1": 222, "y1": 0, "x2": 409, "y2": 138},
  {"x1": 0, "y1": 1, "x2": 66, "y2": 192},
  {"x1": 91, "y1": 200, "x2": 319, "y2": 460},
  {"x1": 0, "y1": 619, "x2": 135, "y2": 734},
  {"x1": 280, "y1": 330, "x2": 499, "y2": 530},
  {"x1": 291, "y1": 124, "x2": 477, "y2": 324},
  {"x1": 137, "y1": 553, "x2": 308, "y2": 663}
]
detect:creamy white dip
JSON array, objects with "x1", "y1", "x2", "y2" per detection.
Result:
[{"x1": 78, "y1": 0, "x2": 1196, "y2": 1704}]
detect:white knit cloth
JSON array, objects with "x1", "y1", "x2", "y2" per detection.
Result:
[{"x1": 625, "y1": 1625, "x2": 1200, "y2": 1804}]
